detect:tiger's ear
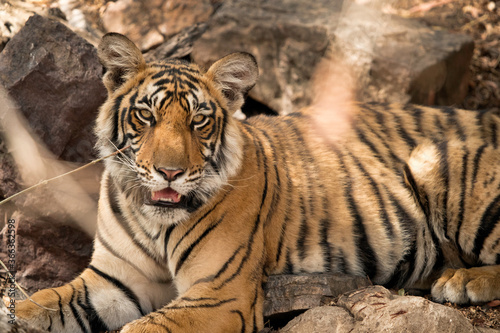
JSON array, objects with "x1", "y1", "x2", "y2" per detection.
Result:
[
  {"x1": 98, "y1": 33, "x2": 146, "y2": 92},
  {"x1": 206, "y1": 52, "x2": 258, "y2": 113}
]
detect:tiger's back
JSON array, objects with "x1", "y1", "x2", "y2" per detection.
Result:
[
  {"x1": 241, "y1": 103, "x2": 500, "y2": 289},
  {"x1": 15, "y1": 33, "x2": 500, "y2": 333}
]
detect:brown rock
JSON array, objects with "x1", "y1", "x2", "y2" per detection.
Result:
[
  {"x1": 101, "y1": 0, "x2": 214, "y2": 51},
  {"x1": 0, "y1": 14, "x2": 106, "y2": 163},
  {"x1": 281, "y1": 285, "x2": 493, "y2": 333},
  {"x1": 279, "y1": 306, "x2": 355, "y2": 333},
  {"x1": 0, "y1": 212, "x2": 92, "y2": 295},
  {"x1": 191, "y1": 0, "x2": 474, "y2": 114},
  {"x1": 264, "y1": 273, "x2": 371, "y2": 318}
]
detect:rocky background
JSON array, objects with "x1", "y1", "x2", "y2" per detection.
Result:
[{"x1": 0, "y1": 0, "x2": 498, "y2": 332}]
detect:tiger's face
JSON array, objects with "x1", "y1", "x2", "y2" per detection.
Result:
[{"x1": 95, "y1": 33, "x2": 258, "y2": 225}]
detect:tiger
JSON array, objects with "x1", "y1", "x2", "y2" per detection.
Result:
[{"x1": 15, "y1": 32, "x2": 500, "y2": 333}]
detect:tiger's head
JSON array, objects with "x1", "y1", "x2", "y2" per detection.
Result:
[{"x1": 95, "y1": 33, "x2": 258, "y2": 225}]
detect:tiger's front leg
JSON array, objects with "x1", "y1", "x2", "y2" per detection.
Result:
[
  {"x1": 16, "y1": 258, "x2": 175, "y2": 332},
  {"x1": 121, "y1": 281, "x2": 265, "y2": 333}
]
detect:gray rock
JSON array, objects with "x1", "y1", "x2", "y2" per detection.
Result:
[
  {"x1": 264, "y1": 273, "x2": 371, "y2": 318},
  {"x1": 191, "y1": 0, "x2": 474, "y2": 114},
  {"x1": 280, "y1": 306, "x2": 355, "y2": 333},
  {"x1": 0, "y1": 14, "x2": 106, "y2": 163},
  {"x1": 281, "y1": 285, "x2": 494, "y2": 333}
]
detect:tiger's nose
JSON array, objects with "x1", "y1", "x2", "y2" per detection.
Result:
[{"x1": 156, "y1": 167, "x2": 185, "y2": 181}]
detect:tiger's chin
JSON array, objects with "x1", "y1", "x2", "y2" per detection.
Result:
[{"x1": 140, "y1": 187, "x2": 205, "y2": 226}]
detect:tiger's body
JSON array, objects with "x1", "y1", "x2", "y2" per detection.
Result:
[{"x1": 16, "y1": 33, "x2": 500, "y2": 333}]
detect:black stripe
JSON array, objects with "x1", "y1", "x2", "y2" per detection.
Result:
[
  {"x1": 405, "y1": 104, "x2": 424, "y2": 135},
  {"x1": 111, "y1": 94, "x2": 125, "y2": 144},
  {"x1": 471, "y1": 143, "x2": 488, "y2": 191},
  {"x1": 231, "y1": 310, "x2": 246, "y2": 333},
  {"x1": 212, "y1": 245, "x2": 244, "y2": 281},
  {"x1": 349, "y1": 152, "x2": 394, "y2": 239},
  {"x1": 52, "y1": 289, "x2": 65, "y2": 327},
  {"x1": 491, "y1": 120, "x2": 498, "y2": 149},
  {"x1": 359, "y1": 116, "x2": 405, "y2": 173},
  {"x1": 163, "y1": 223, "x2": 177, "y2": 257},
  {"x1": 437, "y1": 142, "x2": 449, "y2": 239},
  {"x1": 296, "y1": 197, "x2": 308, "y2": 262},
  {"x1": 170, "y1": 194, "x2": 227, "y2": 256},
  {"x1": 284, "y1": 251, "x2": 294, "y2": 274},
  {"x1": 88, "y1": 265, "x2": 145, "y2": 316},
  {"x1": 354, "y1": 126, "x2": 391, "y2": 170},
  {"x1": 96, "y1": 219, "x2": 152, "y2": 278},
  {"x1": 403, "y1": 164, "x2": 430, "y2": 218},
  {"x1": 319, "y1": 215, "x2": 333, "y2": 271},
  {"x1": 335, "y1": 150, "x2": 378, "y2": 279},
  {"x1": 472, "y1": 193, "x2": 500, "y2": 257},
  {"x1": 454, "y1": 149, "x2": 469, "y2": 251},
  {"x1": 393, "y1": 113, "x2": 417, "y2": 149},
  {"x1": 80, "y1": 278, "x2": 109, "y2": 332},
  {"x1": 68, "y1": 284, "x2": 89, "y2": 333},
  {"x1": 174, "y1": 215, "x2": 226, "y2": 275},
  {"x1": 332, "y1": 248, "x2": 347, "y2": 274},
  {"x1": 443, "y1": 107, "x2": 466, "y2": 141},
  {"x1": 384, "y1": 189, "x2": 418, "y2": 286}
]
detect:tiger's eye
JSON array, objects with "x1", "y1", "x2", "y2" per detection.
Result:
[
  {"x1": 193, "y1": 114, "x2": 206, "y2": 124},
  {"x1": 138, "y1": 109, "x2": 152, "y2": 119}
]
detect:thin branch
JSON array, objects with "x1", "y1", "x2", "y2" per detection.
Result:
[
  {"x1": 0, "y1": 258, "x2": 57, "y2": 311},
  {"x1": 0, "y1": 145, "x2": 131, "y2": 207}
]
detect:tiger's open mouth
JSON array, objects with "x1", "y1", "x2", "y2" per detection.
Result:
[{"x1": 145, "y1": 187, "x2": 185, "y2": 208}]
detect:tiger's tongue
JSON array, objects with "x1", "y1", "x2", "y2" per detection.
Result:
[{"x1": 151, "y1": 188, "x2": 181, "y2": 203}]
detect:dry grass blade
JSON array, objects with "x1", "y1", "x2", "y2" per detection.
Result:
[{"x1": 0, "y1": 145, "x2": 131, "y2": 207}]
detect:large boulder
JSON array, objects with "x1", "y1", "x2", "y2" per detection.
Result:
[
  {"x1": 280, "y1": 285, "x2": 498, "y2": 333},
  {"x1": 0, "y1": 14, "x2": 106, "y2": 163},
  {"x1": 191, "y1": 0, "x2": 474, "y2": 114}
]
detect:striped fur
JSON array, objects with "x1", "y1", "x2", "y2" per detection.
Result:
[{"x1": 16, "y1": 33, "x2": 500, "y2": 332}]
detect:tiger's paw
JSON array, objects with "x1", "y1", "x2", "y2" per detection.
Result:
[
  {"x1": 431, "y1": 266, "x2": 500, "y2": 304},
  {"x1": 14, "y1": 298, "x2": 53, "y2": 331}
]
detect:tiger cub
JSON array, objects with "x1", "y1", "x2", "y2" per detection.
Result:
[{"x1": 16, "y1": 33, "x2": 500, "y2": 332}]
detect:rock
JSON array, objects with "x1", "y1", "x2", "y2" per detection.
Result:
[
  {"x1": 0, "y1": 137, "x2": 21, "y2": 201},
  {"x1": 0, "y1": 2, "x2": 33, "y2": 52},
  {"x1": 280, "y1": 285, "x2": 493, "y2": 333},
  {"x1": 264, "y1": 273, "x2": 371, "y2": 318},
  {"x1": 0, "y1": 14, "x2": 106, "y2": 163},
  {"x1": 0, "y1": 212, "x2": 92, "y2": 295},
  {"x1": 144, "y1": 23, "x2": 208, "y2": 61},
  {"x1": 191, "y1": 0, "x2": 474, "y2": 114},
  {"x1": 101, "y1": 0, "x2": 215, "y2": 51},
  {"x1": 279, "y1": 306, "x2": 355, "y2": 333}
]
